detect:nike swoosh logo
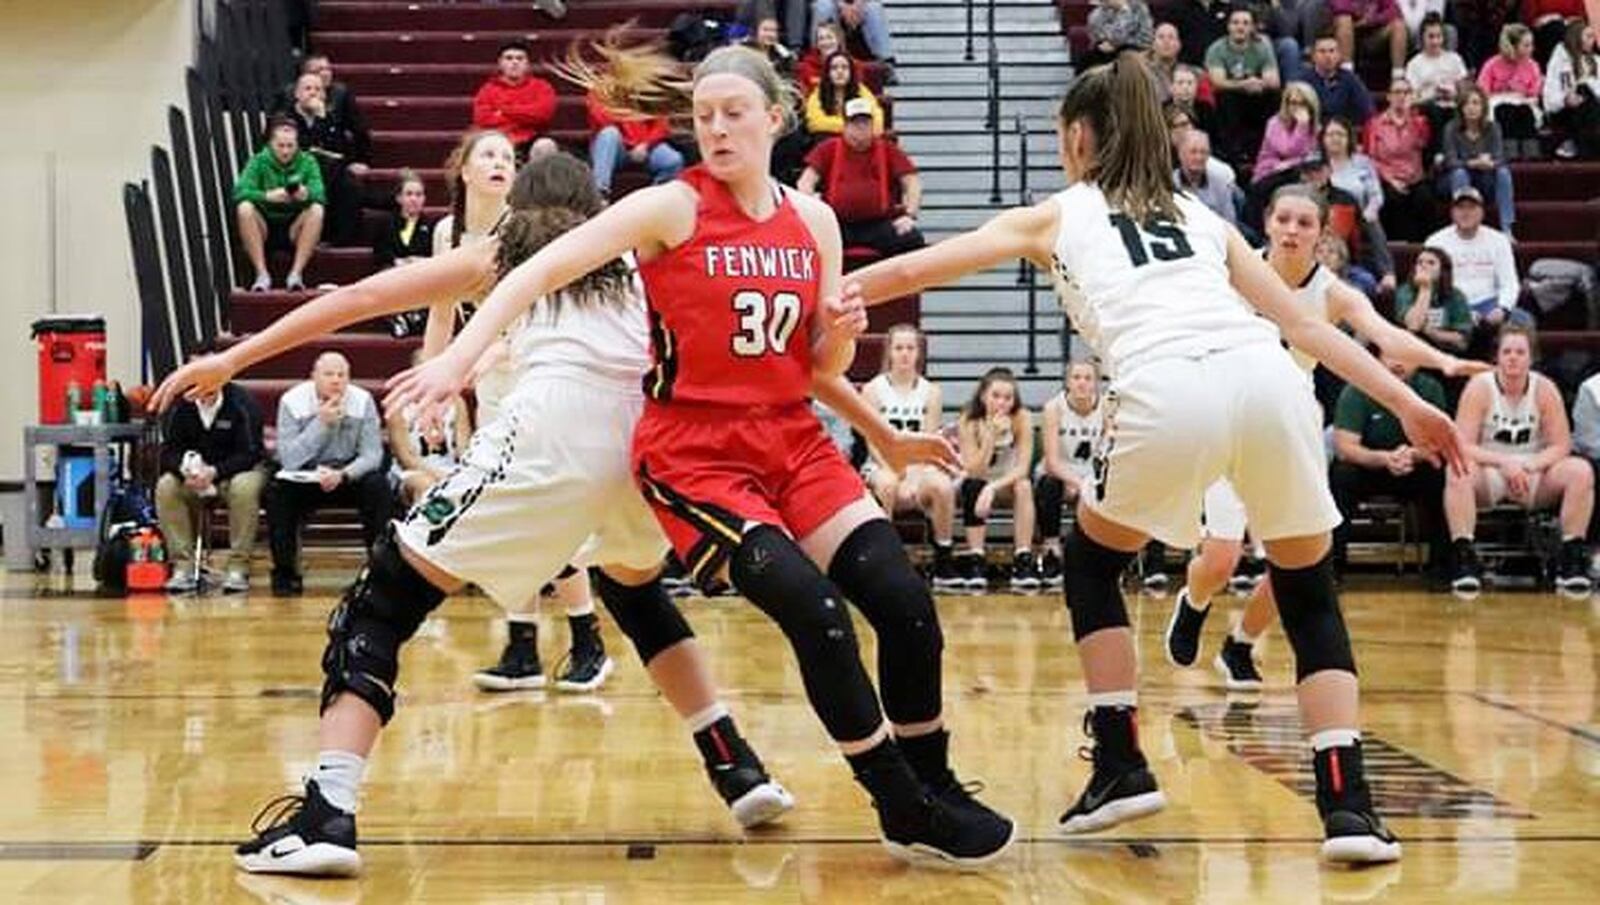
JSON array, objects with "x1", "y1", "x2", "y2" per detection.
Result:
[{"x1": 268, "y1": 841, "x2": 302, "y2": 859}]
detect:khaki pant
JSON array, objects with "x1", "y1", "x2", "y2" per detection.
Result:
[{"x1": 155, "y1": 470, "x2": 265, "y2": 573}]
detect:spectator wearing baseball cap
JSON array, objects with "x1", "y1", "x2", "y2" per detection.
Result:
[
  {"x1": 798, "y1": 99, "x2": 924, "y2": 258},
  {"x1": 1425, "y1": 186, "x2": 1529, "y2": 328}
]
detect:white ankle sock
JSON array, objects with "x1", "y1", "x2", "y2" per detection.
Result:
[
  {"x1": 311, "y1": 750, "x2": 366, "y2": 814},
  {"x1": 1309, "y1": 728, "x2": 1361, "y2": 751},
  {"x1": 686, "y1": 702, "x2": 730, "y2": 734},
  {"x1": 1185, "y1": 588, "x2": 1210, "y2": 611},
  {"x1": 1232, "y1": 624, "x2": 1260, "y2": 645},
  {"x1": 1088, "y1": 690, "x2": 1137, "y2": 709},
  {"x1": 564, "y1": 598, "x2": 596, "y2": 618}
]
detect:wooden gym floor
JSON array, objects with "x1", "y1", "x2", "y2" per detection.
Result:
[{"x1": 0, "y1": 557, "x2": 1597, "y2": 903}]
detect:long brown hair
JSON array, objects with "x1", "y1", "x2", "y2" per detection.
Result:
[
  {"x1": 442, "y1": 128, "x2": 510, "y2": 249},
  {"x1": 495, "y1": 152, "x2": 633, "y2": 314},
  {"x1": 1058, "y1": 52, "x2": 1180, "y2": 223},
  {"x1": 818, "y1": 50, "x2": 862, "y2": 116},
  {"x1": 1563, "y1": 19, "x2": 1597, "y2": 80},
  {"x1": 963, "y1": 366, "x2": 1018, "y2": 422},
  {"x1": 558, "y1": 29, "x2": 798, "y2": 132},
  {"x1": 1413, "y1": 246, "x2": 1456, "y2": 301}
]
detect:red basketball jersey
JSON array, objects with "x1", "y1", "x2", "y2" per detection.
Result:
[{"x1": 637, "y1": 166, "x2": 821, "y2": 406}]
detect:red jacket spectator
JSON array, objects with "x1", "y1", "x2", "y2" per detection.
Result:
[
  {"x1": 1363, "y1": 108, "x2": 1430, "y2": 187},
  {"x1": 801, "y1": 133, "x2": 915, "y2": 222},
  {"x1": 472, "y1": 73, "x2": 557, "y2": 147},
  {"x1": 585, "y1": 95, "x2": 671, "y2": 149},
  {"x1": 1522, "y1": 0, "x2": 1585, "y2": 22}
]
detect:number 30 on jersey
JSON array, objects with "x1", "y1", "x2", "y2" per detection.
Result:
[{"x1": 731, "y1": 290, "x2": 802, "y2": 357}]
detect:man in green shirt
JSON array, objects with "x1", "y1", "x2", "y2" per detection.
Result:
[
  {"x1": 1329, "y1": 352, "x2": 1449, "y2": 577},
  {"x1": 1205, "y1": 7, "x2": 1281, "y2": 165},
  {"x1": 234, "y1": 118, "x2": 326, "y2": 292}
]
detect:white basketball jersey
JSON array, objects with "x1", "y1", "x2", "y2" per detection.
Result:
[
  {"x1": 510, "y1": 254, "x2": 652, "y2": 392},
  {"x1": 1283, "y1": 260, "x2": 1340, "y2": 372},
  {"x1": 1477, "y1": 372, "x2": 1546, "y2": 457},
  {"x1": 987, "y1": 419, "x2": 1018, "y2": 479},
  {"x1": 1053, "y1": 393, "x2": 1103, "y2": 480},
  {"x1": 1048, "y1": 184, "x2": 1280, "y2": 377},
  {"x1": 865, "y1": 374, "x2": 933, "y2": 432}
]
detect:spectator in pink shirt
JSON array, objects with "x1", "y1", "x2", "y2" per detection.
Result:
[
  {"x1": 1478, "y1": 23, "x2": 1545, "y2": 157},
  {"x1": 1253, "y1": 81, "x2": 1320, "y2": 183},
  {"x1": 1364, "y1": 77, "x2": 1436, "y2": 241}
]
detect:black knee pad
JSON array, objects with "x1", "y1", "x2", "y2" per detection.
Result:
[
  {"x1": 827, "y1": 519, "x2": 944, "y2": 726},
  {"x1": 730, "y1": 525, "x2": 882, "y2": 742},
  {"x1": 1062, "y1": 526, "x2": 1137, "y2": 640},
  {"x1": 320, "y1": 527, "x2": 448, "y2": 724},
  {"x1": 593, "y1": 569, "x2": 692, "y2": 664},
  {"x1": 959, "y1": 478, "x2": 986, "y2": 527},
  {"x1": 1269, "y1": 554, "x2": 1357, "y2": 683}
]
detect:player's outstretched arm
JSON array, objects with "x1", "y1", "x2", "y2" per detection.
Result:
[
  {"x1": 1227, "y1": 228, "x2": 1467, "y2": 474},
  {"x1": 1330, "y1": 282, "x2": 1491, "y2": 378},
  {"x1": 151, "y1": 243, "x2": 495, "y2": 410},
  {"x1": 847, "y1": 201, "x2": 1058, "y2": 306}
]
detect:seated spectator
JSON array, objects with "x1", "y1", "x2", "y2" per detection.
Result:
[
  {"x1": 1258, "y1": 0, "x2": 1313, "y2": 82},
  {"x1": 1084, "y1": 0, "x2": 1155, "y2": 68},
  {"x1": 1168, "y1": 65, "x2": 1218, "y2": 136},
  {"x1": 1330, "y1": 351, "x2": 1450, "y2": 578},
  {"x1": 587, "y1": 91, "x2": 684, "y2": 196},
  {"x1": 813, "y1": 0, "x2": 898, "y2": 74},
  {"x1": 1034, "y1": 360, "x2": 1102, "y2": 590},
  {"x1": 805, "y1": 51, "x2": 884, "y2": 136},
  {"x1": 1330, "y1": 0, "x2": 1409, "y2": 78},
  {"x1": 956, "y1": 367, "x2": 1037, "y2": 592},
  {"x1": 1426, "y1": 186, "x2": 1528, "y2": 326},
  {"x1": 1164, "y1": 0, "x2": 1231, "y2": 67},
  {"x1": 1149, "y1": 21, "x2": 1188, "y2": 97},
  {"x1": 157, "y1": 360, "x2": 266, "y2": 593},
  {"x1": 1444, "y1": 325, "x2": 1595, "y2": 594},
  {"x1": 859, "y1": 324, "x2": 960, "y2": 591},
  {"x1": 1324, "y1": 116, "x2": 1384, "y2": 226},
  {"x1": 745, "y1": 14, "x2": 797, "y2": 77},
  {"x1": 1366, "y1": 77, "x2": 1438, "y2": 241},
  {"x1": 1308, "y1": 34, "x2": 1377, "y2": 126},
  {"x1": 1405, "y1": 12, "x2": 1469, "y2": 146},
  {"x1": 1393, "y1": 246, "x2": 1473, "y2": 353},
  {"x1": 1441, "y1": 85, "x2": 1518, "y2": 235},
  {"x1": 266, "y1": 352, "x2": 392, "y2": 596},
  {"x1": 1542, "y1": 20, "x2": 1600, "y2": 159},
  {"x1": 796, "y1": 21, "x2": 857, "y2": 93},
  {"x1": 234, "y1": 117, "x2": 324, "y2": 292},
  {"x1": 1252, "y1": 81, "x2": 1319, "y2": 184},
  {"x1": 798, "y1": 99, "x2": 924, "y2": 257},
  {"x1": 285, "y1": 71, "x2": 365, "y2": 246},
  {"x1": 388, "y1": 355, "x2": 471, "y2": 507},
  {"x1": 1175, "y1": 128, "x2": 1239, "y2": 225},
  {"x1": 275, "y1": 54, "x2": 372, "y2": 169},
  {"x1": 1525, "y1": 0, "x2": 1586, "y2": 66},
  {"x1": 1478, "y1": 23, "x2": 1544, "y2": 158},
  {"x1": 1302, "y1": 153, "x2": 1398, "y2": 292},
  {"x1": 1396, "y1": 0, "x2": 1448, "y2": 47},
  {"x1": 374, "y1": 169, "x2": 435, "y2": 270},
  {"x1": 1207, "y1": 7, "x2": 1283, "y2": 166},
  {"x1": 471, "y1": 40, "x2": 559, "y2": 160},
  {"x1": 1318, "y1": 231, "x2": 1380, "y2": 298}
]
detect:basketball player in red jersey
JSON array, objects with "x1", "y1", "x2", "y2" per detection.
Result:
[{"x1": 388, "y1": 39, "x2": 1015, "y2": 868}]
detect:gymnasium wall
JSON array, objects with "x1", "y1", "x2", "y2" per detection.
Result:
[{"x1": 0, "y1": 1, "x2": 194, "y2": 477}]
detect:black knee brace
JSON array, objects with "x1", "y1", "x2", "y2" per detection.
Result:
[
  {"x1": 827, "y1": 519, "x2": 945, "y2": 726},
  {"x1": 1062, "y1": 526, "x2": 1137, "y2": 641},
  {"x1": 320, "y1": 527, "x2": 447, "y2": 724},
  {"x1": 1269, "y1": 554, "x2": 1357, "y2": 683},
  {"x1": 593, "y1": 569, "x2": 693, "y2": 665},
  {"x1": 730, "y1": 525, "x2": 883, "y2": 742},
  {"x1": 959, "y1": 477, "x2": 986, "y2": 527}
]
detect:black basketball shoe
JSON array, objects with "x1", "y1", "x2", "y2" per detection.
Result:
[
  {"x1": 694, "y1": 715, "x2": 794, "y2": 828},
  {"x1": 1009, "y1": 549, "x2": 1041, "y2": 591},
  {"x1": 234, "y1": 780, "x2": 360, "y2": 877},
  {"x1": 1450, "y1": 539, "x2": 1484, "y2": 597},
  {"x1": 852, "y1": 745, "x2": 1015, "y2": 869},
  {"x1": 555, "y1": 613, "x2": 614, "y2": 692},
  {"x1": 1314, "y1": 741, "x2": 1402, "y2": 863},
  {"x1": 931, "y1": 545, "x2": 964, "y2": 593},
  {"x1": 957, "y1": 552, "x2": 988, "y2": 592},
  {"x1": 1058, "y1": 707, "x2": 1167, "y2": 835},
  {"x1": 1214, "y1": 635, "x2": 1264, "y2": 692},
  {"x1": 1039, "y1": 548, "x2": 1064, "y2": 589},
  {"x1": 1555, "y1": 538, "x2": 1594, "y2": 595},
  {"x1": 1164, "y1": 587, "x2": 1211, "y2": 668},
  {"x1": 473, "y1": 621, "x2": 544, "y2": 691}
]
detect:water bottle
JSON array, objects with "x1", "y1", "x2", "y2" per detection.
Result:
[
  {"x1": 91, "y1": 380, "x2": 109, "y2": 424},
  {"x1": 131, "y1": 531, "x2": 147, "y2": 563},
  {"x1": 149, "y1": 535, "x2": 166, "y2": 563},
  {"x1": 65, "y1": 381, "x2": 82, "y2": 419}
]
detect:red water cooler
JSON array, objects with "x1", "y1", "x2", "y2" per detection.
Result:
[{"x1": 32, "y1": 315, "x2": 106, "y2": 424}]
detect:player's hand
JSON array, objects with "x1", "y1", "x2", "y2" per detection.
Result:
[
  {"x1": 1399, "y1": 400, "x2": 1466, "y2": 476},
  {"x1": 385, "y1": 351, "x2": 471, "y2": 425},
  {"x1": 318, "y1": 394, "x2": 344, "y2": 426},
  {"x1": 1442, "y1": 356, "x2": 1492, "y2": 378},
  {"x1": 819, "y1": 283, "x2": 868, "y2": 343},
  {"x1": 1503, "y1": 463, "x2": 1532, "y2": 500},
  {"x1": 1385, "y1": 446, "x2": 1414, "y2": 476},
  {"x1": 879, "y1": 430, "x2": 961, "y2": 476},
  {"x1": 152, "y1": 353, "x2": 239, "y2": 412}
]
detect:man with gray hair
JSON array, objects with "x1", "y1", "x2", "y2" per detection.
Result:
[
  {"x1": 266, "y1": 352, "x2": 392, "y2": 596},
  {"x1": 1174, "y1": 129, "x2": 1239, "y2": 226}
]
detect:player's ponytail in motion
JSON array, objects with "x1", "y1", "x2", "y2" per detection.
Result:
[
  {"x1": 496, "y1": 151, "x2": 633, "y2": 315},
  {"x1": 557, "y1": 26, "x2": 799, "y2": 134},
  {"x1": 1058, "y1": 52, "x2": 1180, "y2": 224}
]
